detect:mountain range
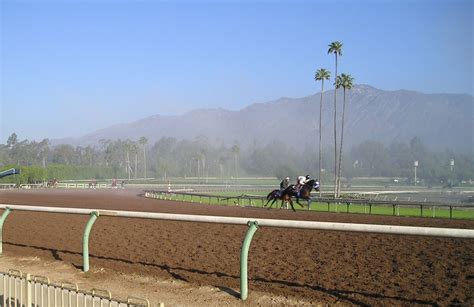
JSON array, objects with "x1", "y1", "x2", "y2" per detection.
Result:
[{"x1": 54, "y1": 85, "x2": 473, "y2": 153}]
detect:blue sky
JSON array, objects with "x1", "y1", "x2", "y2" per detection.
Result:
[{"x1": 1, "y1": 0, "x2": 472, "y2": 142}]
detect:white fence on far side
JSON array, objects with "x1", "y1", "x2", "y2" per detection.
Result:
[{"x1": 0, "y1": 269, "x2": 160, "y2": 307}]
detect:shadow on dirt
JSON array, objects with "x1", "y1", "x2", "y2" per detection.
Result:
[
  {"x1": 215, "y1": 286, "x2": 240, "y2": 298},
  {"x1": 4, "y1": 241, "x2": 438, "y2": 306}
]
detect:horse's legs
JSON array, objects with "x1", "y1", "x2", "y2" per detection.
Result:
[
  {"x1": 270, "y1": 198, "x2": 278, "y2": 209},
  {"x1": 289, "y1": 200, "x2": 296, "y2": 212},
  {"x1": 266, "y1": 197, "x2": 276, "y2": 209},
  {"x1": 296, "y1": 198, "x2": 305, "y2": 208}
]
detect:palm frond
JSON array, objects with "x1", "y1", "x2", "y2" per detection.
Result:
[
  {"x1": 328, "y1": 41, "x2": 343, "y2": 55},
  {"x1": 314, "y1": 68, "x2": 331, "y2": 81},
  {"x1": 337, "y1": 73, "x2": 355, "y2": 89}
]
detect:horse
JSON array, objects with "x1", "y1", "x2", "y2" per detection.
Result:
[
  {"x1": 88, "y1": 180, "x2": 97, "y2": 189},
  {"x1": 265, "y1": 188, "x2": 291, "y2": 209},
  {"x1": 277, "y1": 179, "x2": 320, "y2": 212},
  {"x1": 47, "y1": 178, "x2": 58, "y2": 188}
]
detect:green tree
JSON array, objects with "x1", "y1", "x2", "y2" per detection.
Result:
[
  {"x1": 335, "y1": 73, "x2": 354, "y2": 197},
  {"x1": 199, "y1": 148, "x2": 207, "y2": 182},
  {"x1": 218, "y1": 156, "x2": 227, "y2": 177},
  {"x1": 83, "y1": 146, "x2": 96, "y2": 167},
  {"x1": 350, "y1": 141, "x2": 388, "y2": 177},
  {"x1": 131, "y1": 143, "x2": 139, "y2": 179},
  {"x1": 36, "y1": 139, "x2": 50, "y2": 167},
  {"x1": 314, "y1": 68, "x2": 331, "y2": 196},
  {"x1": 139, "y1": 136, "x2": 148, "y2": 178},
  {"x1": 6, "y1": 133, "x2": 18, "y2": 148},
  {"x1": 328, "y1": 41, "x2": 343, "y2": 197},
  {"x1": 123, "y1": 140, "x2": 133, "y2": 180},
  {"x1": 52, "y1": 144, "x2": 76, "y2": 165},
  {"x1": 231, "y1": 144, "x2": 240, "y2": 180}
]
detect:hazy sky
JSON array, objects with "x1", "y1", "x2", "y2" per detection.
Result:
[{"x1": 1, "y1": 0, "x2": 472, "y2": 142}]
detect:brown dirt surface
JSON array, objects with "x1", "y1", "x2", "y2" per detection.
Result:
[{"x1": 1, "y1": 188, "x2": 473, "y2": 306}]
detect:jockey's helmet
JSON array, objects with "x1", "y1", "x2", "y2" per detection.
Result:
[
  {"x1": 306, "y1": 175, "x2": 310, "y2": 179},
  {"x1": 286, "y1": 177, "x2": 290, "y2": 180}
]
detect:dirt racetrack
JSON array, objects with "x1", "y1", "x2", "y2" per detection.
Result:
[{"x1": 1, "y1": 188, "x2": 473, "y2": 306}]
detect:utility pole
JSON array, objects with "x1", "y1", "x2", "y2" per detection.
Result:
[
  {"x1": 414, "y1": 161, "x2": 418, "y2": 186},
  {"x1": 449, "y1": 159, "x2": 455, "y2": 187}
]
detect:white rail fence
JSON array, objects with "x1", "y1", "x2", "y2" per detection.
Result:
[
  {"x1": 1, "y1": 204, "x2": 474, "y2": 300},
  {"x1": 2, "y1": 204, "x2": 474, "y2": 238},
  {"x1": 1, "y1": 269, "x2": 156, "y2": 307},
  {"x1": 0, "y1": 184, "x2": 16, "y2": 190}
]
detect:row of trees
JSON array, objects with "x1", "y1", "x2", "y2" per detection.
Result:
[
  {"x1": 1, "y1": 133, "x2": 472, "y2": 186},
  {"x1": 314, "y1": 41, "x2": 355, "y2": 197}
]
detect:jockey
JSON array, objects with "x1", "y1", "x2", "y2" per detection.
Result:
[
  {"x1": 280, "y1": 177, "x2": 290, "y2": 191},
  {"x1": 295, "y1": 175, "x2": 310, "y2": 192}
]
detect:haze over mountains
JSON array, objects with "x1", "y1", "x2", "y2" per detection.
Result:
[{"x1": 55, "y1": 85, "x2": 473, "y2": 153}]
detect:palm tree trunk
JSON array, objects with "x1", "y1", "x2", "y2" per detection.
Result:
[
  {"x1": 337, "y1": 88, "x2": 347, "y2": 197},
  {"x1": 197, "y1": 159, "x2": 200, "y2": 182},
  {"x1": 126, "y1": 151, "x2": 131, "y2": 180},
  {"x1": 234, "y1": 155, "x2": 237, "y2": 179},
  {"x1": 135, "y1": 152, "x2": 138, "y2": 179},
  {"x1": 143, "y1": 147, "x2": 146, "y2": 178},
  {"x1": 333, "y1": 54, "x2": 338, "y2": 198},
  {"x1": 319, "y1": 80, "x2": 324, "y2": 197}
]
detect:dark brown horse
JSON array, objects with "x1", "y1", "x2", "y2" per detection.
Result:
[
  {"x1": 265, "y1": 185, "x2": 294, "y2": 209},
  {"x1": 47, "y1": 178, "x2": 58, "y2": 188},
  {"x1": 266, "y1": 179, "x2": 320, "y2": 212},
  {"x1": 286, "y1": 179, "x2": 320, "y2": 210}
]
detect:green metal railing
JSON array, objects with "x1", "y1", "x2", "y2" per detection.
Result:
[
  {"x1": 83, "y1": 211, "x2": 99, "y2": 272},
  {"x1": 0, "y1": 208, "x2": 11, "y2": 255},
  {"x1": 144, "y1": 190, "x2": 474, "y2": 219}
]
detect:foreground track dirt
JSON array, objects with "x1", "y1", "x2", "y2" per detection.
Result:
[{"x1": 1, "y1": 189, "x2": 473, "y2": 306}]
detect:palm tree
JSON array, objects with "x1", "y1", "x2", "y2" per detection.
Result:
[
  {"x1": 231, "y1": 144, "x2": 240, "y2": 182},
  {"x1": 328, "y1": 41, "x2": 343, "y2": 198},
  {"x1": 37, "y1": 138, "x2": 50, "y2": 168},
  {"x1": 199, "y1": 149, "x2": 208, "y2": 183},
  {"x1": 139, "y1": 137, "x2": 148, "y2": 178},
  {"x1": 335, "y1": 73, "x2": 354, "y2": 197},
  {"x1": 124, "y1": 140, "x2": 133, "y2": 180},
  {"x1": 314, "y1": 68, "x2": 331, "y2": 197},
  {"x1": 131, "y1": 143, "x2": 139, "y2": 179}
]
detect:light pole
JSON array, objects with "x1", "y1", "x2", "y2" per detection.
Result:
[
  {"x1": 449, "y1": 159, "x2": 455, "y2": 187},
  {"x1": 414, "y1": 161, "x2": 418, "y2": 186}
]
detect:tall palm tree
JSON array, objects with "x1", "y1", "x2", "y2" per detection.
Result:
[
  {"x1": 314, "y1": 68, "x2": 331, "y2": 197},
  {"x1": 131, "y1": 143, "x2": 139, "y2": 179},
  {"x1": 37, "y1": 138, "x2": 50, "y2": 168},
  {"x1": 124, "y1": 140, "x2": 133, "y2": 180},
  {"x1": 139, "y1": 137, "x2": 148, "y2": 178},
  {"x1": 328, "y1": 41, "x2": 343, "y2": 198},
  {"x1": 335, "y1": 73, "x2": 354, "y2": 197},
  {"x1": 231, "y1": 144, "x2": 240, "y2": 182}
]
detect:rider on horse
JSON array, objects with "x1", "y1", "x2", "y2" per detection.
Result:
[
  {"x1": 266, "y1": 175, "x2": 320, "y2": 211},
  {"x1": 280, "y1": 177, "x2": 290, "y2": 191},
  {"x1": 295, "y1": 175, "x2": 310, "y2": 193}
]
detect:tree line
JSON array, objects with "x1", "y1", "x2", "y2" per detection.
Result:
[{"x1": 1, "y1": 132, "x2": 472, "y2": 186}]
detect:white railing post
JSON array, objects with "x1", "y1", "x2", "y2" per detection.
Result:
[{"x1": 25, "y1": 273, "x2": 31, "y2": 307}]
